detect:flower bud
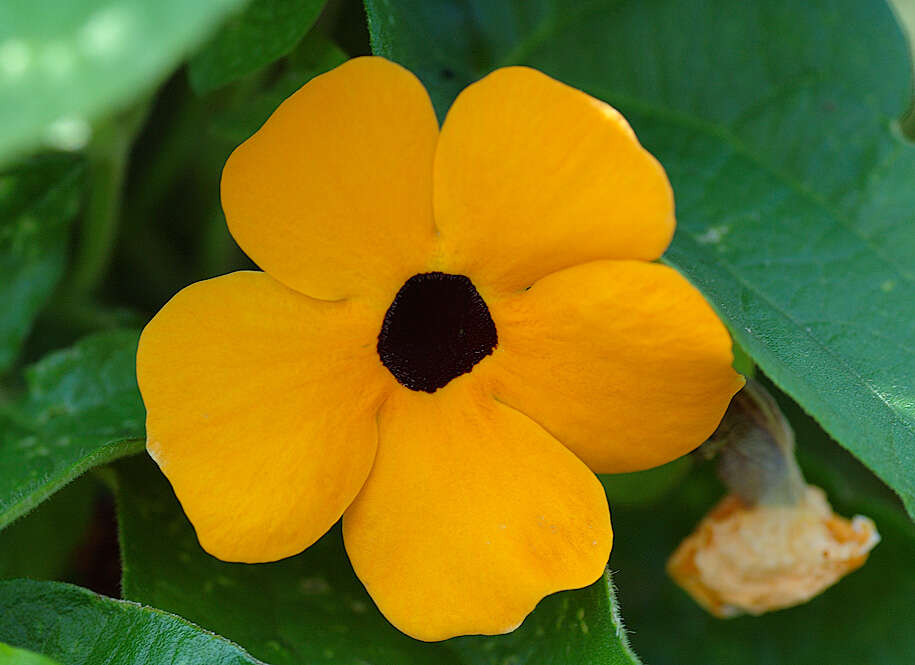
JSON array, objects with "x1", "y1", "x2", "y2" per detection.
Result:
[
  {"x1": 668, "y1": 381, "x2": 879, "y2": 617},
  {"x1": 667, "y1": 487, "x2": 879, "y2": 617}
]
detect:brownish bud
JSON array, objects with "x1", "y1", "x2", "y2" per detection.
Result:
[
  {"x1": 670, "y1": 381, "x2": 879, "y2": 617},
  {"x1": 667, "y1": 487, "x2": 879, "y2": 617}
]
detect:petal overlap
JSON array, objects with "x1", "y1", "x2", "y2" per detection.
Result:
[
  {"x1": 137, "y1": 272, "x2": 392, "y2": 563},
  {"x1": 432, "y1": 66, "x2": 675, "y2": 294},
  {"x1": 343, "y1": 377, "x2": 612, "y2": 641},
  {"x1": 482, "y1": 260, "x2": 745, "y2": 473},
  {"x1": 222, "y1": 57, "x2": 440, "y2": 303}
]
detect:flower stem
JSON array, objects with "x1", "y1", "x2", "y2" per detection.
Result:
[
  {"x1": 67, "y1": 104, "x2": 147, "y2": 298},
  {"x1": 703, "y1": 380, "x2": 807, "y2": 506}
]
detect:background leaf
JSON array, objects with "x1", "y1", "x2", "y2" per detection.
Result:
[
  {"x1": 116, "y1": 455, "x2": 641, "y2": 665},
  {"x1": 0, "y1": 0, "x2": 247, "y2": 162},
  {"x1": 0, "y1": 155, "x2": 84, "y2": 372},
  {"x1": 604, "y1": 394, "x2": 915, "y2": 665},
  {"x1": 207, "y1": 34, "x2": 348, "y2": 144},
  {"x1": 188, "y1": 0, "x2": 329, "y2": 93},
  {"x1": 0, "y1": 330, "x2": 144, "y2": 530},
  {"x1": 0, "y1": 641, "x2": 62, "y2": 665},
  {"x1": 0, "y1": 579, "x2": 263, "y2": 665},
  {"x1": 364, "y1": 0, "x2": 915, "y2": 516},
  {"x1": 599, "y1": 457, "x2": 694, "y2": 508},
  {"x1": 0, "y1": 479, "x2": 95, "y2": 581}
]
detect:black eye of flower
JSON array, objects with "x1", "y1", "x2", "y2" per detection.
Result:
[{"x1": 377, "y1": 272, "x2": 498, "y2": 393}]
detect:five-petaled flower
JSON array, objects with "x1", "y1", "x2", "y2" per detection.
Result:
[{"x1": 137, "y1": 57, "x2": 744, "y2": 641}]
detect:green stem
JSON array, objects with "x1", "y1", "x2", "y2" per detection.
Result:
[
  {"x1": 200, "y1": 211, "x2": 234, "y2": 276},
  {"x1": 901, "y1": 105, "x2": 915, "y2": 141},
  {"x1": 67, "y1": 105, "x2": 147, "y2": 297},
  {"x1": 130, "y1": 90, "x2": 201, "y2": 219}
]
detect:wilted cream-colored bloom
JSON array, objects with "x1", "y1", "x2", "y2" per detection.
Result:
[{"x1": 668, "y1": 485, "x2": 879, "y2": 618}]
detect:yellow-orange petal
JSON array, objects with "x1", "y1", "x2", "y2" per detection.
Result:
[
  {"x1": 221, "y1": 57, "x2": 439, "y2": 303},
  {"x1": 482, "y1": 260, "x2": 744, "y2": 474},
  {"x1": 343, "y1": 377, "x2": 612, "y2": 641},
  {"x1": 432, "y1": 66, "x2": 674, "y2": 294},
  {"x1": 137, "y1": 271, "x2": 392, "y2": 563}
]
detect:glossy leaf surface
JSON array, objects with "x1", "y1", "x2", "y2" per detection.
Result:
[
  {"x1": 0, "y1": 580, "x2": 263, "y2": 665},
  {"x1": 0, "y1": 330, "x2": 144, "y2": 529}
]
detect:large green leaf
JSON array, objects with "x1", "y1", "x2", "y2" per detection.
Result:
[
  {"x1": 0, "y1": 330, "x2": 144, "y2": 530},
  {"x1": 605, "y1": 397, "x2": 915, "y2": 665},
  {"x1": 0, "y1": 642, "x2": 62, "y2": 665},
  {"x1": 364, "y1": 0, "x2": 915, "y2": 516},
  {"x1": 189, "y1": 0, "x2": 328, "y2": 93},
  {"x1": 0, "y1": 0, "x2": 246, "y2": 162},
  {"x1": 116, "y1": 455, "x2": 639, "y2": 665},
  {"x1": 0, "y1": 155, "x2": 84, "y2": 372},
  {"x1": 0, "y1": 580, "x2": 262, "y2": 665}
]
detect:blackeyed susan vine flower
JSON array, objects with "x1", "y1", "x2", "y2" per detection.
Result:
[{"x1": 136, "y1": 57, "x2": 744, "y2": 641}]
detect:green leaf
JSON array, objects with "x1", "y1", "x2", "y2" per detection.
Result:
[
  {"x1": 0, "y1": 580, "x2": 263, "y2": 665},
  {"x1": 365, "y1": 0, "x2": 915, "y2": 516},
  {"x1": 607, "y1": 399, "x2": 915, "y2": 665},
  {"x1": 0, "y1": 0, "x2": 247, "y2": 162},
  {"x1": 208, "y1": 35, "x2": 347, "y2": 144},
  {"x1": 0, "y1": 478, "x2": 95, "y2": 580},
  {"x1": 0, "y1": 642, "x2": 62, "y2": 665},
  {"x1": 0, "y1": 155, "x2": 84, "y2": 372},
  {"x1": 448, "y1": 573, "x2": 641, "y2": 665},
  {"x1": 189, "y1": 0, "x2": 329, "y2": 94},
  {"x1": 0, "y1": 330, "x2": 144, "y2": 530},
  {"x1": 891, "y1": 0, "x2": 915, "y2": 70},
  {"x1": 116, "y1": 455, "x2": 640, "y2": 665}
]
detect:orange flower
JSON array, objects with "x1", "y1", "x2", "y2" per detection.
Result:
[{"x1": 136, "y1": 57, "x2": 743, "y2": 641}]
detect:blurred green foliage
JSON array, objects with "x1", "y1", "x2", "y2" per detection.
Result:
[
  {"x1": 0, "y1": 156, "x2": 84, "y2": 371},
  {"x1": 0, "y1": 0, "x2": 246, "y2": 161},
  {"x1": 189, "y1": 0, "x2": 327, "y2": 93},
  {"x1": 0, "y1": 642, "x2": 63, "y2": 665},
  {"x1": 0, "y1": 479, "x2": 95, "y2": 581}
]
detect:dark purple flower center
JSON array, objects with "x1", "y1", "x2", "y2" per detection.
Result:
[{"x1": 377, "y1": 272, "x2": 498, "y2": 393}]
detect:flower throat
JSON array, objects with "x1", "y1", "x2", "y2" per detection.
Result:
[{"x1": 377, "y1": 272, "x2": 498, "y2": 393}]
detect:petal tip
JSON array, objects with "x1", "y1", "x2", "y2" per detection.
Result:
[{"x1": 219, "y1": 55, "x2": 439, "y2": 301}]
